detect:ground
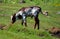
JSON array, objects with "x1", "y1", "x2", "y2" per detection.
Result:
[{"x1": 0, "y1": 0, "x2": 60, "y2": 39}]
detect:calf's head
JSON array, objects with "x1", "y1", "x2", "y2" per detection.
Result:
[{"x1": 11, "y1": 14, "x2": 16, "y2": 24}]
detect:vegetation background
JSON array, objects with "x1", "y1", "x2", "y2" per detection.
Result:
[{"x1": 0, "y1": 0, "x2": 60, "y2": 39}]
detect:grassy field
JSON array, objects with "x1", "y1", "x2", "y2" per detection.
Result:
[{"x1": 0, "y1": 0, "x2": 60, "y2": 39}]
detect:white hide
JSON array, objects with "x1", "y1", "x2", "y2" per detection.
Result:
[
  {"x1": 15, "y1": 11, "x2": 23, "y2": 20},
  {"x1": 31, "y1": 8, "x2": 39, "y2": 16},
  {"x1": 16, "y1": 11, "x2": 23, "y2": 17},
  {"x1": 31, "y1": 8, "x2": 39, "y2": 14}
]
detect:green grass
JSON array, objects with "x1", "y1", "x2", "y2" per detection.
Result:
[{"x1": 0, "y1": 0, "x2": 60, "y2": 39}]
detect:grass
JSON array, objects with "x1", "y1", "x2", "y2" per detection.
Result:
[{"x1": 0, "y1": 0, "x2": 60, "y2": 39}]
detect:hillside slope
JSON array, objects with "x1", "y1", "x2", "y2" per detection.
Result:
[{"x1": 0, "y1": 0, "x2": 60, "y2": 39}]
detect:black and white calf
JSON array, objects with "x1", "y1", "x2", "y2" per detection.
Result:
[{"x1": 11, "y1": 6, "x2": 48, "y2": 29}]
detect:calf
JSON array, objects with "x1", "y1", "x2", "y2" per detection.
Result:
[{"x1": 11, "y1": 6, "x2": 48, "y2": 29}]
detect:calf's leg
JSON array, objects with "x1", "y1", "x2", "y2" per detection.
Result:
[
  {"x1": 34, "y1": 16, "x2": 39, "y2": 30},
  {"x1": 22, "y1": 14, "x2": 27, "y2": 27}
]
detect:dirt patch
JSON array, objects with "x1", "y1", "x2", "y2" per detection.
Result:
[
  {"x1": 48, "y1": 27, "x2": 60, "y2": 38},
  {"x1": 51, "y1": 33, "x2": 60, "y2": 38},
  {"x1": 0, "y1": 24, "x2": 8, "y2": 30}
]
